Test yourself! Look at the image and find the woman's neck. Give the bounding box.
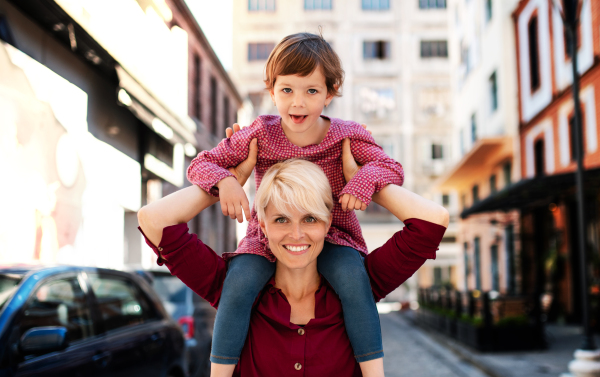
[273,261,321,302]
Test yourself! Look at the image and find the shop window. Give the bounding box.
[362,0,390,10]
[247,43,275,61]
[491,244,499,291]
[420,40,448,58]
[305,0,332,9]
[248,0,276,11]
[528,15,541,92]
[442,194,450,206]
[434,267,442,286]
[364,41,391,60]
[463,243,469,289]
[223,96,230,134]
[474,237,481,290]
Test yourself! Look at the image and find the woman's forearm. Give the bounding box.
[138,185,219,247]
[371,184,449,227]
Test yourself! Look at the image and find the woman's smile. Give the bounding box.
[283,244,311,254]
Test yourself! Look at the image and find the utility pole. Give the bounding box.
[559,0,600,375]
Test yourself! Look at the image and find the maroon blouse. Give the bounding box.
[139,218,445,377]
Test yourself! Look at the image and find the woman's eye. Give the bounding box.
[282,88,292,93]
[308,89,317,94]
[275,217,287,223]
[305,216,317,223]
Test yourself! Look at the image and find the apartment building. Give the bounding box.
[231,0,456,299]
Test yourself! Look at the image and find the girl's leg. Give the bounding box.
[317,242,383,363]
[210,254,275,365]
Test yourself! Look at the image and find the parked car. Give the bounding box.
[0,265,187,377]
[139,270,215,377]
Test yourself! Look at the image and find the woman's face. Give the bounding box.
[260,201,332,271]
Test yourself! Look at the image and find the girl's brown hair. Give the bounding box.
[264,32,344,97]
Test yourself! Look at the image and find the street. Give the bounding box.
[381,312,489,377]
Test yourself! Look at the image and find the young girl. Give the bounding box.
[187,32,403,376]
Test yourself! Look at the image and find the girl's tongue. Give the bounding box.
[290,115,307,124]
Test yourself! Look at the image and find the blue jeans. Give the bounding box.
[210,243,383,364]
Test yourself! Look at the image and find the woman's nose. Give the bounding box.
[289,223,304,239]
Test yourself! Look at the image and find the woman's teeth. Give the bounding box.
[285,245,309,252]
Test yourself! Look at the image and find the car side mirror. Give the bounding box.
[19,326,68,356]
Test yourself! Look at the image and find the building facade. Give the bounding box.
[435,0,522,295]
[0,0,240,268]
[231,0,456,300]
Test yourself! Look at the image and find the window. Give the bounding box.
[20,278,93,344]
[489,71,498,112]
[491,244,499,291]
[434,267,442,286]
[485,0,492,22]
[420,40,448,58]
[248,0,275,11]
[362,0,389,10]
[359,87,395,119]
[363,41,391,60]
[474,237,481,290]
[503,162,512,186]
[305,0,332,10]
[472,184,480,204]
[193,54,201,120]
[210,77,217,135]
[461,193,467,209]
[471,113,477,143]
[534,139,545,177]
[463,242,469,289]
[490,174,497,194]
[419,0,446,9]
[432,144,443,159]
[223,96,230,133]
[528,15,540,92]
[505,225,516,294]
[247,43,275,61]
[460,128,466,155]
[442,194,450,206]
[89,275,158,332]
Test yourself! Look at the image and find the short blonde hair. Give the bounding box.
[255,159,333,223]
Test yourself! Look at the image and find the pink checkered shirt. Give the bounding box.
[187,115,404,262]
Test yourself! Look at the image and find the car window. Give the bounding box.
[152,275,187,303]
[19,277,94,343]
[0,274,23,311]
[88,275,159,332]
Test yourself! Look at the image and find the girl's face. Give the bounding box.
[260,201,332,271]
[269,68,334,138]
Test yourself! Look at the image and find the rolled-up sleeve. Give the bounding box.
[364,218,446,302]
[138,224,227,308]
[339,127,404,205]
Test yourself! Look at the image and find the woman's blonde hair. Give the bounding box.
[255,159,333,223]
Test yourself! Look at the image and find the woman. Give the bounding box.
[137,139,448,377]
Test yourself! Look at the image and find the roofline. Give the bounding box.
[170,0,243,104]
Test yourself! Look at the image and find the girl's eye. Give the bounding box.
[308,89,317,94]
[282,88,292,94]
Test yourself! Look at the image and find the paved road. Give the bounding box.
[380,312,490,377]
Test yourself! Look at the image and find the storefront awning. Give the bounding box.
[461,167,600,218]
[435,137,513,192]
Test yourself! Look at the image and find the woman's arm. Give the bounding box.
[138,138,258,248]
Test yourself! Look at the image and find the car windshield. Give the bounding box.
[0,274,23,311]
[152,275,186,303]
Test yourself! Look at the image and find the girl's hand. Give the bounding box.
[339,138,367,211]
[225,123,242,138]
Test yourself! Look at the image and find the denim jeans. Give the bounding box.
[210,243,383,364]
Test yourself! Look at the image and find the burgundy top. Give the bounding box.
[140,218,445,377]
[186,115,404,261]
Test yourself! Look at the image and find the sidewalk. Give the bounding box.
[402,311,600,377]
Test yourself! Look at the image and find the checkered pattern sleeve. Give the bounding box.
[187,124,259,197]
[339,126,404,205]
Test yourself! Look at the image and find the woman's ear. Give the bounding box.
[259,219,267,236]
[325,215,333,234]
